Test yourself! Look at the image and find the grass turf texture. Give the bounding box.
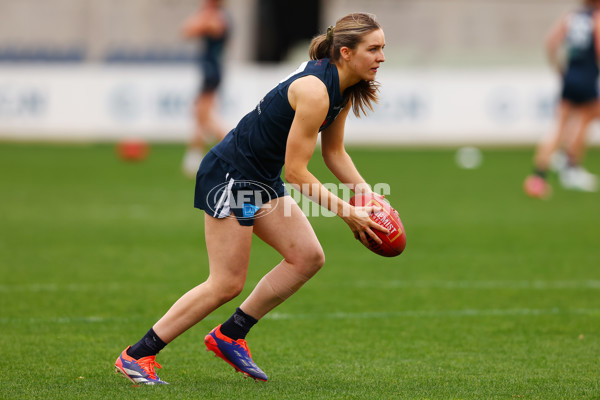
[0,143,599,399]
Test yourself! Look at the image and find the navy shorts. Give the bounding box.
[194,152,288,226]
[200,62,222,94]
[561,73,598,104]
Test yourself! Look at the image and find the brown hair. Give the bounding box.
[309,13,382,118]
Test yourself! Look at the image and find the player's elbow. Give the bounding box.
[322,149,346,171]
[181,29,195,39]
[181,23,200,39]
[284,167,305,186]
[321,152,336,170]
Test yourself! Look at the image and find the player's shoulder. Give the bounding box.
[291,74,328,92]
[283,59,336,110]
[293,60,335,94]
[288,75,329,110]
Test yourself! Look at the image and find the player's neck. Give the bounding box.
[334,62,361,93]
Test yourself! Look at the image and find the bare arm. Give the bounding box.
[284,76,388,245]
[594,10,600,60]
[545,14,568,74]
[320,102,372,194]
[181,9,226,39]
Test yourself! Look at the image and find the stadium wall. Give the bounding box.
[2,64,599,146]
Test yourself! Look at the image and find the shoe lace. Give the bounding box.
[234,339,252,358]
[136,356,162,380]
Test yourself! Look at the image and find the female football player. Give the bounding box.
[115,12,388,384]
[181,0,230,178]
[524,0,600,197]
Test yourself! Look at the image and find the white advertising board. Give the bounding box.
[0,64,596,145]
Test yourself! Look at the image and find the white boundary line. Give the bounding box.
[349,280,600,290]
[1,307,599,325]
[2,280,600,292]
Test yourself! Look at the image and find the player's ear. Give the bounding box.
[340,46,352,61]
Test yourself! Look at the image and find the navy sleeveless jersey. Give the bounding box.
[201,30,228,66]
[563,7,599,99]
[198,13,230,92]
[211,58,347,183]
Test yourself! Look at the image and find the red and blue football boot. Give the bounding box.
[114,346,168,385]
[204,325,268,381]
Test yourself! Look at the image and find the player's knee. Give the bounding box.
[314,249,326,269]
[296,247,325,276]
[219,286,244,303]
[197,112,210,125]
[211,278,245,303]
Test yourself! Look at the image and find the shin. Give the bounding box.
[240,259,320,320]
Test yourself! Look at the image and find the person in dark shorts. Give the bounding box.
[525,0,600,197]
[181,0,230,178]
[115,13,390,385]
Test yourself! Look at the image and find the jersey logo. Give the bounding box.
[321,103,345,129]
[243,203,260,217]
[567,13,593,49]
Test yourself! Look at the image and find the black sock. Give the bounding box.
[220,307,258,340]
[126,328,167,359]
[534,168,547,179]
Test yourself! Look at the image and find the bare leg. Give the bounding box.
[567,101,600,164]
[200,93,228,142]
[534,100,574,171]
[194,92,227,145]
[200,197,324,382]
[188,97,206,150]
[183,92,228,177]
[152,215,253,343]
[240,196,325,320]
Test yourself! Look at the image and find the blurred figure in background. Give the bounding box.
[524,0,600,198]
[181,0,230,178]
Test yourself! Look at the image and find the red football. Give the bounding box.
[349,193,406,257]
[116,138,150,162]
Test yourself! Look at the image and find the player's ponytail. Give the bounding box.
[308,13,382,118]
[308,30,332,60]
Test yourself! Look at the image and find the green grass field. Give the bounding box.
[1,143,599,399]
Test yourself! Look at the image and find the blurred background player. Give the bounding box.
[524,0,600,198]
[181,0,230,178]
[115,13,389,385]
